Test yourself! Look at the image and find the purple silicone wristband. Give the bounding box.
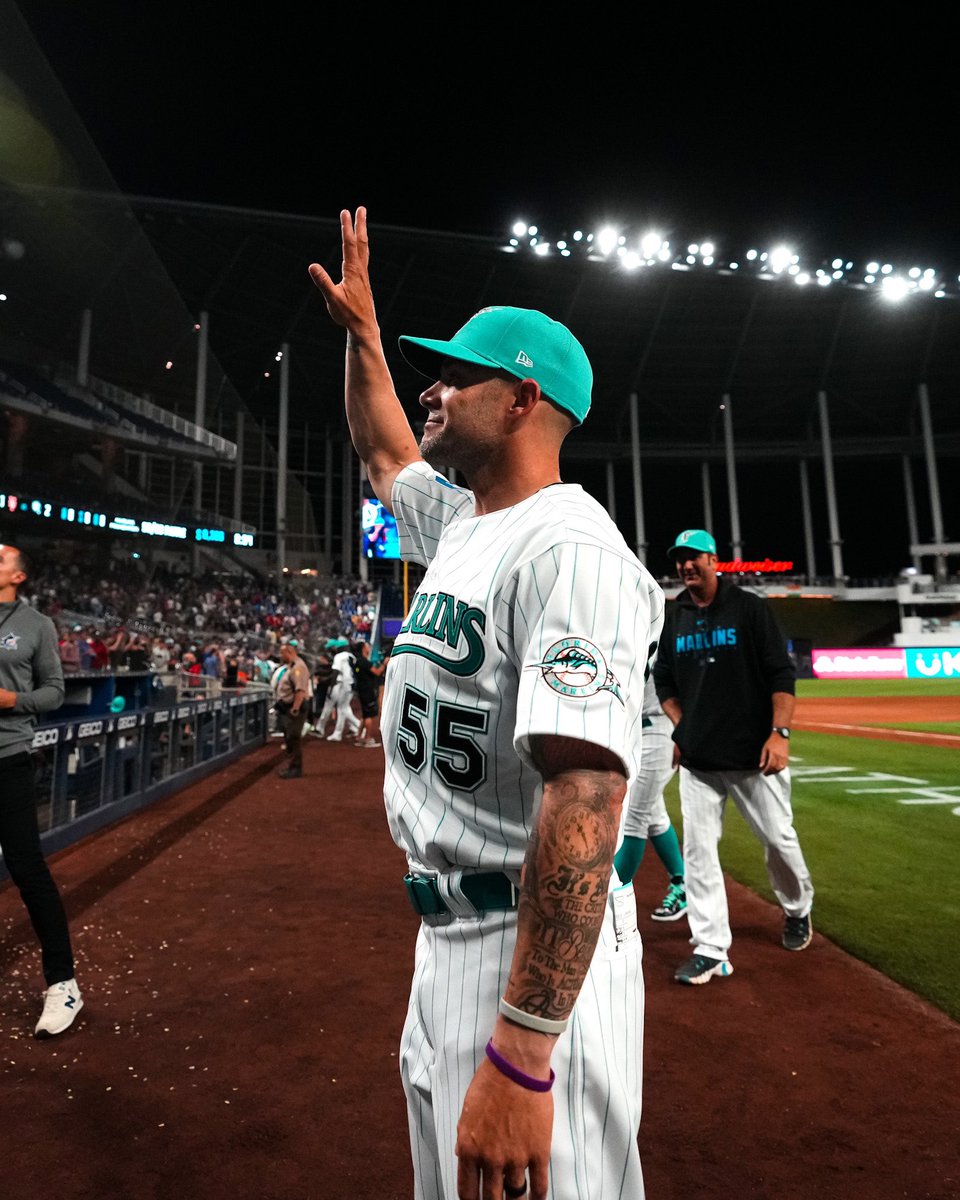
[484,1039,555,1093]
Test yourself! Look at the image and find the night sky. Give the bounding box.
[3,6,957,580]
[8,5,960,269]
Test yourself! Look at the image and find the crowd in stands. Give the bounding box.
[22,554,381,676]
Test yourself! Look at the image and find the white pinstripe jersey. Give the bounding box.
[382,460,665,876]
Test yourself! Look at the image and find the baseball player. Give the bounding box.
[309,208,664,1200]
[653,528,815,986]
[613,674,687,921]
[323,640,361,742]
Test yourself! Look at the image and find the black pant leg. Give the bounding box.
[0,752,76,986]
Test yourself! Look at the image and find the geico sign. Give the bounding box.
[117,714,139,730]
[77,721,104,738]
[32,728,60,747]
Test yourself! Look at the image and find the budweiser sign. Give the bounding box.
[716,559,794,573]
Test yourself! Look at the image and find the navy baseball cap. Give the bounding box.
[667,529,718,559]
[398,306,593,425]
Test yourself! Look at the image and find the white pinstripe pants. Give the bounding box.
[399,889,645,1200]
[679,765,814,960]
[321,682,360,737]
[623,715,675,840]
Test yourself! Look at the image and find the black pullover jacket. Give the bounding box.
[653,578,795,771]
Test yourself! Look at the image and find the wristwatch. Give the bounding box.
[771,726,791,739]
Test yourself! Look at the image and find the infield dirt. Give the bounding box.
[1,706,958,1199]
[795,692,960,747]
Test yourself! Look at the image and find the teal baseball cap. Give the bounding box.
[668,528,717,559]
[398,305,593,425]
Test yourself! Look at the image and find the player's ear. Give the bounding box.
[508,377,541,419]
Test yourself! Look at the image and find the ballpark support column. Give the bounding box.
[233,410,244,529]
[629,392,647,564]
[917,383,947,583]
[77,308,92,386]
[324,434,334,566]
[721,394,742,561]
[701,462,714,534]
[799,459,817,582]
[193,310,209,575]
[277,344,290,574]
[902,455,921,573]
[606,462,617,524]
[817,390,844,582]
[358,464,369,585]
[341,441,354,577]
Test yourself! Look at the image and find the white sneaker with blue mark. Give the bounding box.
[35,978,84,1039]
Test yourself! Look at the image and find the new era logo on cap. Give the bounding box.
[516,351,533,367]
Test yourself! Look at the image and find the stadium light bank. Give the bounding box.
[504,222,957,302]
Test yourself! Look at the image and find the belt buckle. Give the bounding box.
[403,872,446,916]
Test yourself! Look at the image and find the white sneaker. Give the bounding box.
[35,978,84,1039]
[326,732,342,742]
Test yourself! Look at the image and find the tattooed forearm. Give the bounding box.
[507,769,625,1022]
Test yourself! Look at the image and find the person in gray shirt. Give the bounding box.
[0,542,83,1037]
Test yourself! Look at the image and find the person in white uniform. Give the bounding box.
[613,674,687,922]
[323,641,362,742]
[309,208,665,1200]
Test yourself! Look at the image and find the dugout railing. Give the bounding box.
[0,683,272,882]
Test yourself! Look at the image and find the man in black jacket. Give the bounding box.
[654,529,815,986]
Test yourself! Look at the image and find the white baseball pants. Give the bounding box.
[322,683,360,738]
[399,888,645,1200]
[679,765,814,960]
[623,715,675,840]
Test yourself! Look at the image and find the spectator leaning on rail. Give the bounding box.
[0,542,84,1037]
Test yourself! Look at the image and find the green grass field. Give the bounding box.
[665,678,960,1022]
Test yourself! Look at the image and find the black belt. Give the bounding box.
[403,871,518,916]
[642,716,653,728]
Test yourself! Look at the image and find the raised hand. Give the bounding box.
[308,207,376,335]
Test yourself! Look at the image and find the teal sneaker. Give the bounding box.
[674,954,734,985]
[651,881,687,922]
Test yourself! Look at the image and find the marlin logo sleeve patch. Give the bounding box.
[527,637,624,703]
